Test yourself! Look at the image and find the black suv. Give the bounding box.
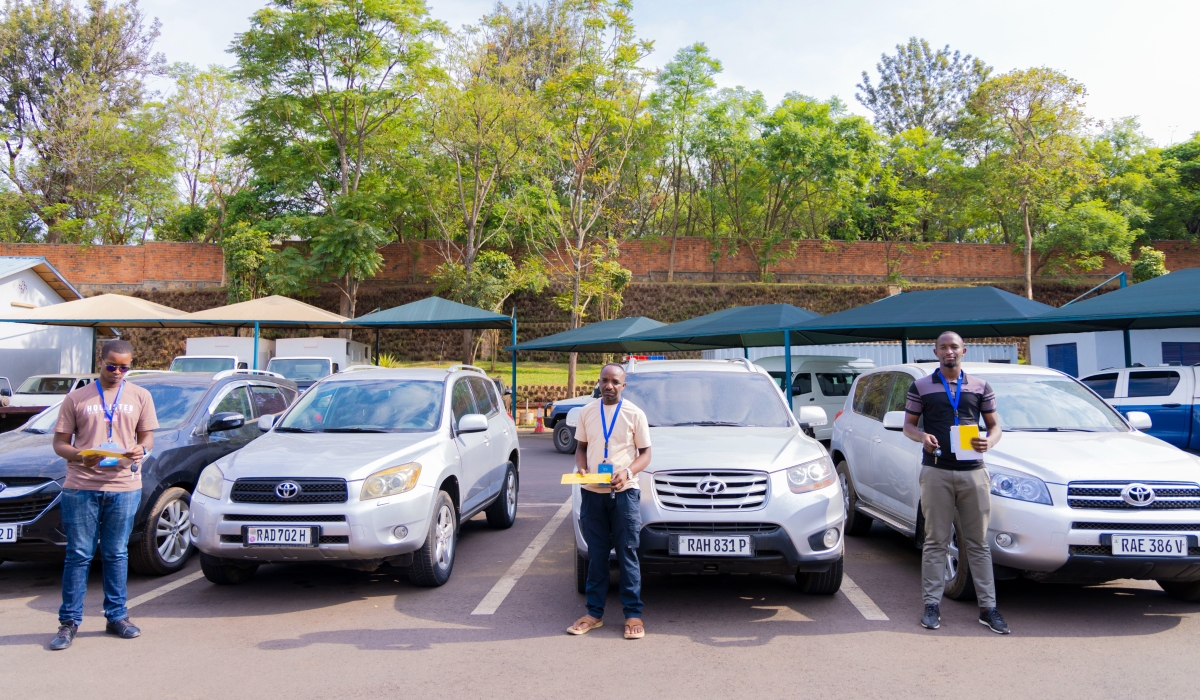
[0,370,297,575]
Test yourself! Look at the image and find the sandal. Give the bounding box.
[567,616,603,635]
[624,618,645,639]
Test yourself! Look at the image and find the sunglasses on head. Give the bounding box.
[105,364,131,373]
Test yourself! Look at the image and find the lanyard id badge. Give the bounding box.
[598,399,623,494]
[96,381,126,468]
[938,370,979,461]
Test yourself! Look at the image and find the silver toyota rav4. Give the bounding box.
[567,359,845,594]
[191,365,520,587]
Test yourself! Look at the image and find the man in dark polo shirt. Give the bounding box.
[903,331,1009,634]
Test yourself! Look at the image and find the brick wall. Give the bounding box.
[0,242,224,292]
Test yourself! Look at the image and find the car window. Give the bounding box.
[170,357,238,373]
[213,386,252,417]
[451,380,478,423]
[816,372,857,397]
[266,358,331,382]
[139,383,209,430]
[621,371,791,428]
[861,372,895,421]
[1127,370,1180,398]
[468,377,498,416]
[887,373,914,413]
[278,380,444,432]
[75,378,92,388]
[852,374,875,414]
[792,373,812,395]
[22,404,62,433]
[250,385,289,416]
[980,373,1128,432]
[1081,373,1119,399]
[17,376,74,394]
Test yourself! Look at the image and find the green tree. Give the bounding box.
[1131,245,1168,283]
[1145,133,1200,240]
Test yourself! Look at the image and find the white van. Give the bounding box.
[170,337,275,372]
[753,355,874,442]
[268,337,372,390]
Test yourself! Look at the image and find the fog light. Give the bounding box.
[393,526,408,539]
[996,533,1014,548]
[191,525,200,537]
[822,528,839,549]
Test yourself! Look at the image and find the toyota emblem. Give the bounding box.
[697,479,727,495]
[275,481,300,500]
[1121,483,1155,507]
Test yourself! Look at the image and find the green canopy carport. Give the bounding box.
[507,316,681,353]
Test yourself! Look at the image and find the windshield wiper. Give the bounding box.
[1005,427,1096,432]
[274,426,318,433]
[23,428,49,434]
[663,421,746,427]
[322,427,389,433]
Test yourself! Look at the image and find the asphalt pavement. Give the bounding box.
[1,432,1197,699]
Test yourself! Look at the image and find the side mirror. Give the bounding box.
[565,406,582,429]
[237,362,248,370]
[0,388,9,397]
[1126,411,1152,431]
[458,413,488,434]
[791,386,805,396]
[797,405,828,428]
[258,414,276,432]
[332,363,340,373]
[882,410,906,431]
[208,411,245,433]
[591,386,600,399]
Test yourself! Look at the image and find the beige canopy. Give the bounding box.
[0,293,190,333]
[177,295,348,329]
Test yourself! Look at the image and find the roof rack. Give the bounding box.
[213,369,285,381]
[446,364,488,376]
[727,357,755,372]
[340,364,382,373]
[125,370,174,377]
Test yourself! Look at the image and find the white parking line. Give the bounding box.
[471,499,572,615]
[126,570,206,610]
[839,574,889,620]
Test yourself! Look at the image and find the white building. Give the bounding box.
[1030,328,1200,377]
[0,257,92,389]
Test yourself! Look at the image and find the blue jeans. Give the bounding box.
[59,488,141,626]
[580,488,643,620]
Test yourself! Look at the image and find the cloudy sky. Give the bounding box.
[140,0,1200,145]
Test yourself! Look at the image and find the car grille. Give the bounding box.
[1072,522,1200,531]
[653,470,769,511]
[0,488,59,523]
[224,514,346,522]
[230,478,348,504]
[1070,544,1200,556]
[645,522,779,535]
[220,534,348,545]
[0,477,53,488]
[1067,482,1200,510]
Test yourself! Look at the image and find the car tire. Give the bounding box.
[575,547,588,595]
[199,554,258,585]
[796,555,844,595]
[129,486,195,576]
[942,520,977,601]
[408,491,457,587]
[553,423,577,454]
[485,464,518,529]
[837,460,873,536]
[1157,579,1200,601]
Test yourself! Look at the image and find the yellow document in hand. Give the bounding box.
[77,448,127,459]
[952,425,981,460]
[561,473,612,485]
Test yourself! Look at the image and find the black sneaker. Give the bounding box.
[49,623,77,651]
[105,618,141,639]
[979,607,1011,635]
[920,603,940,630]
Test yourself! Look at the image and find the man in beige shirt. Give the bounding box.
[567,364,652,639]
[49,339,157,651]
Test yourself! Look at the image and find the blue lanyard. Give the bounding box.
[97,381,125,441]
[599,399,623,460]
[937,370,963,426]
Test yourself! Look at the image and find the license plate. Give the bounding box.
[672,534,754,557]
[1110,534,1189,557]
[242,526,318,547]
[0,524,18,543]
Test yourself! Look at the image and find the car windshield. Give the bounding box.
[979,373,1129,432]
[22,403,62,433]
[139,383,210,430]
[278,379,444,433]
[17,376,75,394]
[622,371,792,428]
[267,359,331,382]
[816,372,857,397]
[170,357,235,373]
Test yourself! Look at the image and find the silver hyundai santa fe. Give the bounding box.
[568,359,845,594]
[190,365,520,587]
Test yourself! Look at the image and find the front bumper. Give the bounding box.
[191,482,436,565]
[0,483,67,562]
[573,469,845,575]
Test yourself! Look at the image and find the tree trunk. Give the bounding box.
[339,273,356,340]
[668,232,678,282]
[566,269,582,396]
[1022,200,1033,300]
[461,329,475,365]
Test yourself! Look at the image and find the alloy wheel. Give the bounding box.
[156,497,193,564]
[433,504,455,570]
[504,472,517,518]
[945,523,960,582]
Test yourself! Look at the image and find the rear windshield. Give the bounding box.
[278,379,444,433]
[17,376,74,394]
[170,357,236,373]
[267,359,332,382]
[622,371,792,428]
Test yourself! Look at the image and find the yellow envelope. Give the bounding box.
[78,448,127,459]
[561,473,612,485]
[952,425,981,459]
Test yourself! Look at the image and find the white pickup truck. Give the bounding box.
[1081,366,1200,451]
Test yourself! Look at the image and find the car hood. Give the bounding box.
[986,431,1200,484]
[6,395,61,407]
[216,430,443,481]
[643,427,822,473]
[0,431,65,479]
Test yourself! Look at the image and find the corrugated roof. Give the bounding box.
[1037,268,1200,330]
[348,296,512,329]
[0,256,82,301]
[624,304,825,349]
[509,316,680,352]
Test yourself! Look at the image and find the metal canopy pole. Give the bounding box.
[784,330,792,410]
[253,321,260,370]
[1123,328,1133,368]
[901,330,909,364]
[510,314,518,416]
[375,328,380,363]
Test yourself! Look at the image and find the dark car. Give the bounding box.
[0,370,298,576]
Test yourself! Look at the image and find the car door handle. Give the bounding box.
[873,437,882,443]
[1163,403,1182,408]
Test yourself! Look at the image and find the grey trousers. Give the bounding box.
[919,466,997,608]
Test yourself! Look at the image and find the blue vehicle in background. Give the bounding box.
[1082,366,1200,451]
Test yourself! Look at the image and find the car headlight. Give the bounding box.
[196,464,224,499]
[361,462,422,500]
[989,468,1052,505]
[786,456,836,494]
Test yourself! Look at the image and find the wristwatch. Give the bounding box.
[624,467,633,482]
